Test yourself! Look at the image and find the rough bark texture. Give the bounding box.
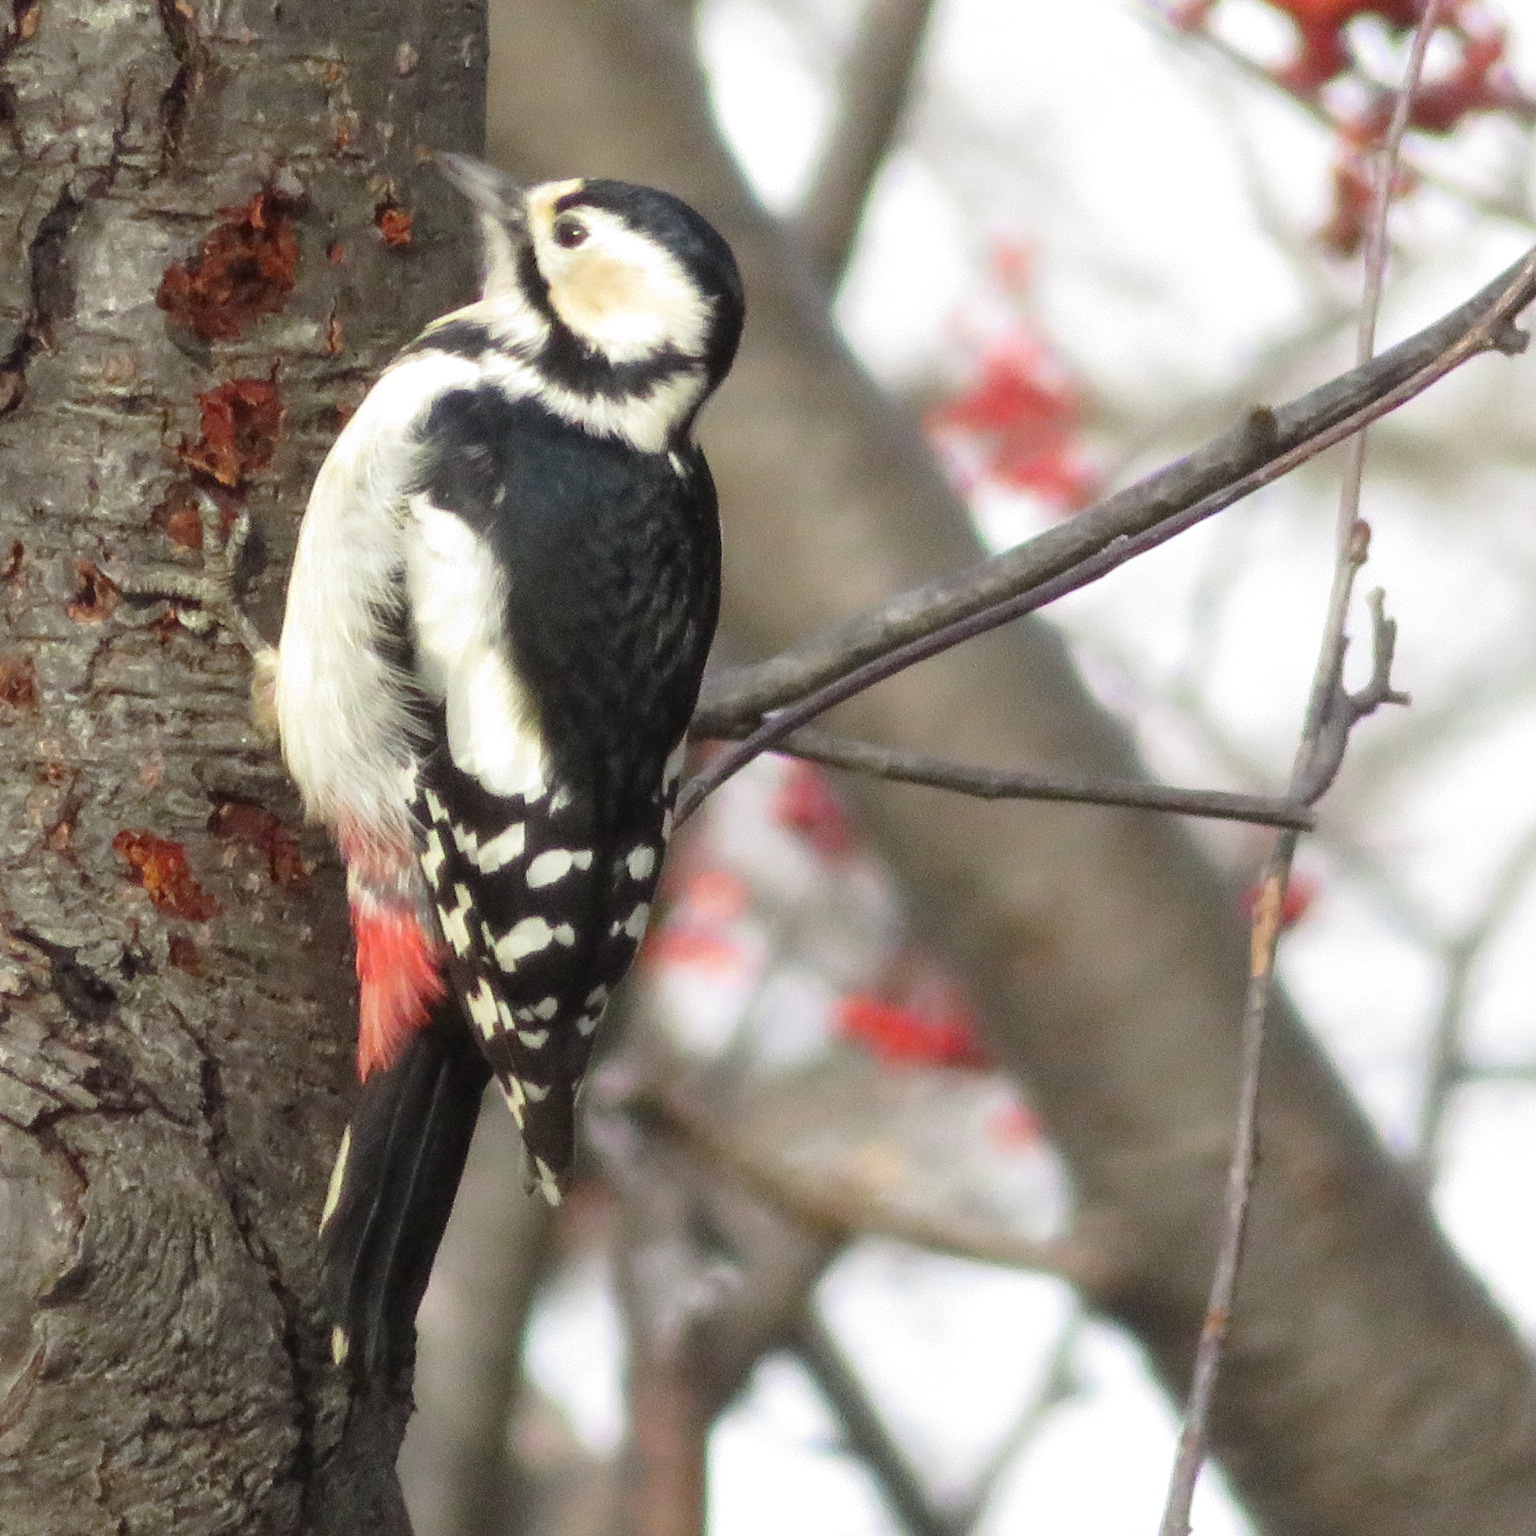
[486,3,1536,1533]
[0,2,482,1530]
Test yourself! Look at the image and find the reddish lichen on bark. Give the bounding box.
[112,829,221,921]
[64,561,119,622]
[156,189,301,344]
[374,202,413,247]
[179,378,286,487]
[167,933,203,972]
[0,654,38,708]
[209,797,309,892]
[150,480,205,549]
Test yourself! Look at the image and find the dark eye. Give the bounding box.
[552,215,588,249]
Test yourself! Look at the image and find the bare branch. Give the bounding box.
[683,241,1536,820]
[797,0,937,284]
[708,724,1315,829]
[1157,10,1446,1533]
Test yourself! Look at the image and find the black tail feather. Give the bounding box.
[319,1001,491,1384]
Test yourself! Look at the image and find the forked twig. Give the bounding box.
[1156,10,1442,1533]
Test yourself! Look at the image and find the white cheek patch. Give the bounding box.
[541,207,712,363]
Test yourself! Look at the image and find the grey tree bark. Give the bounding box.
[0,2,482,1530]
[485,3,1536,1534]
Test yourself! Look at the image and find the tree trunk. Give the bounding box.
[486,3,1536,1533]
[0,2,483,1529]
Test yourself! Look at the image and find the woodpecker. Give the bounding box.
[275,155,743,1378]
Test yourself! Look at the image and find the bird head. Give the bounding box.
[435,153,744,392]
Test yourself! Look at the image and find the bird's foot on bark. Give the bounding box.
[119,490,280,740]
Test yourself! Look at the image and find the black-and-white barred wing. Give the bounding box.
[411,748,681,1196]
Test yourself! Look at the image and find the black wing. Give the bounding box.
[410,384,720,1192]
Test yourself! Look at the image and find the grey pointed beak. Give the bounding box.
[434,152,527,227]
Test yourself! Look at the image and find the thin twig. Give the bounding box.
[1156,10,1442,1534]
[947,1309,1084,1533]
[682,242,1536,823]
[1412,818,1536,1180]
[792,1314,960,1536]
[704,724,1315,830]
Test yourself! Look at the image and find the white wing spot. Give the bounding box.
[534,1157,563,1205]
[585,985,609,1010]
[525,1081,550,1103]
[554,923,576,946]
[577,1012,599,1037]
[501,1076,526,1127]
[532,996,559,1020]
[611,902,650,941]
[493,916,555,968]
[331,1326,351,1366]
[438,884,475,956]
[472,821,526,873]
[466,978,500,1038]
[421,830,447,887]
[527,849,576,887]
[626,845,656,881]
[663,740,687,789]
[662,807,675,840]
[550,786,572,813]
[423,789,447,822]
[516,1027,550,1049]
[668,450,685,475]
[319,1126,351,1231]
